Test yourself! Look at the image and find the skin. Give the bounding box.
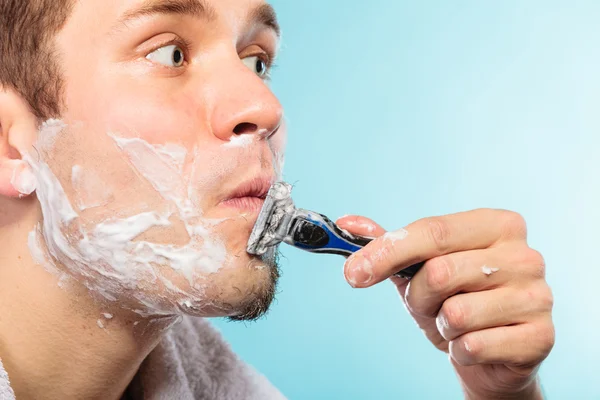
[338,211,554,400]
[0,0,283,398]
[0,1,554,400]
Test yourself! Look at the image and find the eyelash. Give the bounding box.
[263,61,277,82]
[259,49,276,71]
[147,37,276,79]
[262,51,277,81]
[149,37,193,66]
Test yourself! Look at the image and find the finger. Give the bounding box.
[336,215,386,238]
[390,276,450,353]
[449,320,555,369]
[435,285,554,341]
[404,245,545,317]
[344,209,528,288]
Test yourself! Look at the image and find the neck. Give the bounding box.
[0,198,175,400]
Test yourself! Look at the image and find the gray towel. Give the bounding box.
[0,317,285,400]
[0,358,15,400]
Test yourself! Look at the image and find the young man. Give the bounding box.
[0,1,554,399]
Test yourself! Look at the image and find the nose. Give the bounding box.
[210,63,283,142]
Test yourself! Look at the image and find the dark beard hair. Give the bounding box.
[226,250,281,322]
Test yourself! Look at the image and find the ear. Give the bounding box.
[0,88,39,198]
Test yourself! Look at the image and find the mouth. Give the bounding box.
[220,175,275,213]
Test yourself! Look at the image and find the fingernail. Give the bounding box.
[345,254,374,287]
[336,216,352,225]
[436,313,450,336]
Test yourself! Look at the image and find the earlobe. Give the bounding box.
[0,158,36,198]
[0,88,39,198]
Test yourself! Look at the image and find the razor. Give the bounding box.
[247,182,424,279]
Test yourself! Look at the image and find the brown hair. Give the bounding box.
[0,0,73,119]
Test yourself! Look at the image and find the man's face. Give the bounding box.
[31,0,286,320]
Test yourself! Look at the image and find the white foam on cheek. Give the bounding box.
[224,134,255,148]
[57,274,70,289]
[71,165,114,210]
[36,119,67,149]
[109,135,228,277]
[25,120,231,317]
[154,143,187,173]
[110,135,194,216]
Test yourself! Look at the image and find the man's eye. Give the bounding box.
[146,44,185,67]
[242,56,269,78]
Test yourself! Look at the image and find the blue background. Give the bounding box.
[215,1,599,398]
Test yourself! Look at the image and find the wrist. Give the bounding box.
[463,377,544,400]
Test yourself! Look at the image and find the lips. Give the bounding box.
[220,176,275,212]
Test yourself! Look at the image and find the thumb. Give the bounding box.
[336,215,386,238]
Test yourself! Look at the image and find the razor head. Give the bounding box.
[247,182,296,256]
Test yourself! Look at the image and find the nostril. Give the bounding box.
[233,122,258,135]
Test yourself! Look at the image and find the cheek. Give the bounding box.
[104,96,197,144]
[43,124,166,221]
[69,79,207,147]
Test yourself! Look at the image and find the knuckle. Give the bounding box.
[537,285,554,310]
[424,257,453,295]
[441,298,467,332]
[500,210,528,240]
[424,217,452,252]
[511,352,531,367]
[523,248,546,278]
[460,332,483,362]
[502,369,537,387]
[513,323,555,367]
[535,322,556,355]
[370,242,393,265]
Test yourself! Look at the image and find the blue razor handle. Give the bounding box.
[285,210,424,279]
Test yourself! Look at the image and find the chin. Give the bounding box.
[194,212,281,321]
[178,247,281,322]
[125,214,281,320]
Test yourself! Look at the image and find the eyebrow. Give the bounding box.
[249,4,280,37]
[119,0,216,23]
[118,0,280,37]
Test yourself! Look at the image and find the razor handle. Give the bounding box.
[287,211,425,279]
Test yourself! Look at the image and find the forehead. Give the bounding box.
[70,0,271,33]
